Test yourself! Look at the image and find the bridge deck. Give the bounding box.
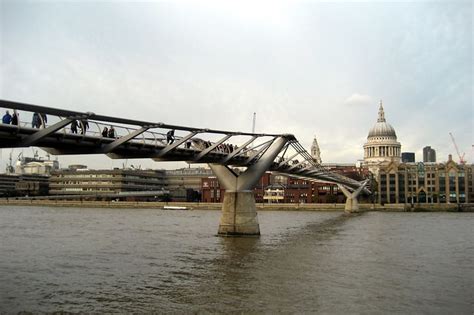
[0,99,368,191]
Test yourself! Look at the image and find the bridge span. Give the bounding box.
[0,99,369,235]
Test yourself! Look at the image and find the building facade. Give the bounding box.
[377,156,473,204]
[50,168,166,200]
[423,146,436,163]
[401,152,415,163]
[200,169,366,204]
[0,174,49,197]
[164,167,213,201]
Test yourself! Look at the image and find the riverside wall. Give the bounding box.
[0,199,472,212]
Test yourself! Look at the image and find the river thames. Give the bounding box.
[0,206,472,314]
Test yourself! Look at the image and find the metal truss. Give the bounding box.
[0,99,369,191]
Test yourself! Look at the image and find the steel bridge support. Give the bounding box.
[209,137,289,236]
[337,179,369,213]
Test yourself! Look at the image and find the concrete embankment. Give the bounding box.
[0,199,472,212]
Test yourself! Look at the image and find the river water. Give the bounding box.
[0,206,472,314]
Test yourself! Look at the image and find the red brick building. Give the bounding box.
[201,176,225,203]
[201,173,272,203]
[200,165,368,203]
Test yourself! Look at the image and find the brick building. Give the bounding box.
[201,167,366,203]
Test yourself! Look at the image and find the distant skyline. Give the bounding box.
[0,1,472,170]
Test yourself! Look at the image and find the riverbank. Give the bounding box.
[0,199,472,212]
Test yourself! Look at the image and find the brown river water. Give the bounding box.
[0,206,472,314]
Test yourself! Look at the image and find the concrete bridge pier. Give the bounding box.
[337,180,369,213]
[209,137,289,236]
[216,189,260,235]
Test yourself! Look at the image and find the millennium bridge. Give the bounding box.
[0,99,368,235]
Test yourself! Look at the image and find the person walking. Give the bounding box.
[166,129,175,144]
[70,120,78,134]
[80,119,89,134]
[40,113,47,128]
[102,126,108,137]
[2,110,12,124]
[32,112,40,128]
[108,126,115,138]
[11,110,18,125]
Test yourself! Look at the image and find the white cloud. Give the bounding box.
[344,94,373,107]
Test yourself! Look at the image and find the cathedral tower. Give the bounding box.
[311,136,322,164]
[363,101,401,174]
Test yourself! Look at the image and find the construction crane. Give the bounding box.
[449,132,466,164]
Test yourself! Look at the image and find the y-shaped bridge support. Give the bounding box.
[209,137,289,236]
[337,179,369,213]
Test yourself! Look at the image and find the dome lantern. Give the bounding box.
[368,100,397,138]
[377,100,385,122]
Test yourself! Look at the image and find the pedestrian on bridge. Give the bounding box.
[40,113,47,128]
[70,120,78,134]
[11,110,18,125]
[2,110,12,124]
[166,129,175,144]
[102,126,108,137]
[80,119,89,134]
[32,112,41,128]
[108,126,115,138]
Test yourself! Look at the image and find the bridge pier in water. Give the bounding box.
[337,179,369,213]
[209,137,289,236]
[218,190,260,235]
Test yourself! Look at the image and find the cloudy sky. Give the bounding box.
[0,0,472,170]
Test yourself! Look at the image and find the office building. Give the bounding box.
[423,146,436,162]
[401,152,415,163]
[49,168,167,200]
[376,155,472,204]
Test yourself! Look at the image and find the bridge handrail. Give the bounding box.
[0,99,368,192]
[0,99,287,138]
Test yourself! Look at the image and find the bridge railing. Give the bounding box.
[0,100,285,161]
[0,99,369,191]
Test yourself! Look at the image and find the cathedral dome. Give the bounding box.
[367,102,397,138]
[368,121,397,138]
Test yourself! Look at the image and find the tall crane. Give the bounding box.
[449,132,466,164]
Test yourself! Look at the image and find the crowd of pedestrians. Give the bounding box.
[99,126,116,138]
[70,119,89,134]
[1,110,50,128]
[186,137,238,154]
[2,113,244,158]
[0,108,129,142]
[2,110,20,126]
[69,120,116,138]
[216,143,237,153]
[106,126,115,138]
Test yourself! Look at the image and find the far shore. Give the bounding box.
[0,199,472,212]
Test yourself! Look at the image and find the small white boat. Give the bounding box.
[163,206,188,210]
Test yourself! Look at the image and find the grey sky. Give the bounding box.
[0,1,472,170]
